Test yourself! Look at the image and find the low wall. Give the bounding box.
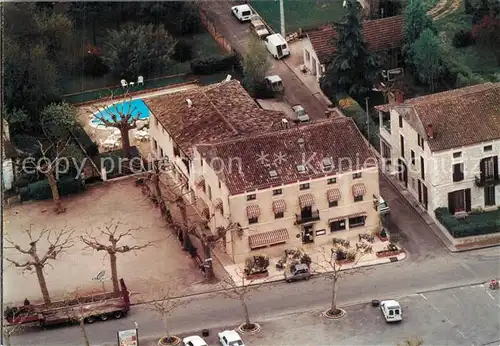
[198,7,233,53]
[434,219,500,247]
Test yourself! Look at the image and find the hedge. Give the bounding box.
[434,207,500,238]
[20,176,86,202]
[190,54,239,75]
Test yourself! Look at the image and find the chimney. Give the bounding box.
[186,99,193,108]
[395,91,404,104]
[281,118,289,129]
[325,110,331,118]
[298,138,305,150]
[426,123,434,139]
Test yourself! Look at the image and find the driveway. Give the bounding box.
[200,1,329,120]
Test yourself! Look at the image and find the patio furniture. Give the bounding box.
[135,130,150,141]
[102,138,118,150]
[121,79,128,88]
[137,76,144,86]
[129,82,135,87]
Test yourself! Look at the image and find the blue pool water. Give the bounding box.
[92,99,150,125]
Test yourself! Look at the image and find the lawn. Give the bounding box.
[250,0,345,33]
[61,32,226,95]
[435,3,500,83]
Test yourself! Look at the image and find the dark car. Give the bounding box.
[284,263,311,283]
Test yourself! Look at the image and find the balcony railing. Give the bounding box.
[475,175,500,187]
[295,209,320,224]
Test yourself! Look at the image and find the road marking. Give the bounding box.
[486,290,496,301]
[420,293,428,300]
[452,292,465,308]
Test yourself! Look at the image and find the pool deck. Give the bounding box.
[78,82,200,155]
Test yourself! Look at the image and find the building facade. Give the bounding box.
[194,118,381,263]
[377,83,500,220]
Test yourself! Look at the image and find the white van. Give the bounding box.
[265,34,290,59]
[231,4,253,22]
[380,300,402,322]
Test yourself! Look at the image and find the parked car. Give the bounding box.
[183,335,208,346]
[231,4,252,22]
[264,33,290,59]
[284,263,311,282]
[265,75,284,93]
[250,15,270,38]
[218,330,245,346]
[291,105,310,123]
[380,300,402,322]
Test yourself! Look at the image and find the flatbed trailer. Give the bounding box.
[5,278,130,327]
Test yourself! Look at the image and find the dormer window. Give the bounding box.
[296,164,306,173]
[322,157,332,171]
[269,169,278,178]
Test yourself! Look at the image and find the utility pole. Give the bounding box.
[279,0,285,38]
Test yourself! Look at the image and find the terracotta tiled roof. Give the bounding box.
[379,83,500,152]
[144,80,285,158]
[196,118,377,195]
[307,15,404,64]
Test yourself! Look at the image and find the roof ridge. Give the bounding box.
[408,83,497,104]
[202,86,240,136]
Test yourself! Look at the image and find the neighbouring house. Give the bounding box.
[145,80,286,209]
[302,15,404,81]
[376,83,500,221]
[2,119,18,191]
[192,118,380,263]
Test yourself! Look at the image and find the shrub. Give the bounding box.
[434,207,500,238]
[83,53,109,77]
[190,55,239,75]
[252,81,275,99]
[172,40,193,62]
[452,30,476,48]
[335,248,347,261]
[21,176,85,202]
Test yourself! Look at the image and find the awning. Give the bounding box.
[248,228,289,249]
[348,212,367,219]
[299,193,315,208]
[352,183,367,197]
[328,216,347,223]
[195,175,205,188]
[326,188,341,202]
[272,199,287,213]
[246,204,261,218]
[213,198,223,211]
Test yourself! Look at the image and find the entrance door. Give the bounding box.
[301,206,312,219]
[277,45,283,57]
[302,225,314,244]
[417,180,422,203]
[311,57,317,75]
[398,161,408,188]
[422,184,428,210]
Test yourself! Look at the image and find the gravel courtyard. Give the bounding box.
[3,179,205,305]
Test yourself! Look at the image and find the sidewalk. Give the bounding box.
[223,237,406,287]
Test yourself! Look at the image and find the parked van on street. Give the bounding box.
[231,4,253,22]
[265,33,290,59]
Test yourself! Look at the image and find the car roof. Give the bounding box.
[233,4,251,11]
[292,105,304,111]
[265,75,282,83]
[382,300,400,308]
[182,336,207,346]
[293,263,309,270]
[220,330,241,341]
[267,33,286,44]
[252,19,265,25]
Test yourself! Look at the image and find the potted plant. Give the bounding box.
[378,228,389,242]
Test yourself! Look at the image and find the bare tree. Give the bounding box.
[397,337,424,346]
[2,313,26,346]
[144,286,186,345]
[218,268,265,331]
[80,221,156,294]
[91,94,142,158]
[4,226,75,305]
[315,243,370,318]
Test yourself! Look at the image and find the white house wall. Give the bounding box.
[302,38,324,81]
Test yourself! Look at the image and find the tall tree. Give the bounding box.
[402,0,435,56]
[473,14,500,64]
[242,36,271,96]
[409,29,446,92]
[4,226,75,305]
[40,102,79,142]
[320,0,381,98]
[80,221,155,294]
[101,24,176,78]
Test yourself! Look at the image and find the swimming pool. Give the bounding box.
[92,99,150,126]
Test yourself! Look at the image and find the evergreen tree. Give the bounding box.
[320,0,381,98]
[402,0,435,56]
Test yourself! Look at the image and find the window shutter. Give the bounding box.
[465,189,471,212]
[480,158,486,179]
[448,192,454,213]
[493,156,499,177]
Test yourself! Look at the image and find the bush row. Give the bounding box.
[434,207,500,238]
[20,176,86,202]
[190,55,239,75]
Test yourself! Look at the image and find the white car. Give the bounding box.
[250,16,270,38]
[291,105,310,123]
[380,299,402,322]
[218,330,245,346]
[231,4,252,22]
[183,335,208,346]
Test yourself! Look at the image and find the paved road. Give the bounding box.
[200,1,329,119]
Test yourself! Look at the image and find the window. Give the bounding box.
[207,185,212,200]
[354,195,363,202]
[328,200,338,208]
[299,183,310,190]
[153,139,158,150]
[173,145,180,157]
[274,211,284,219]
[218,180,221,189]
[305,50,311,62]
[327,178,337,184]
[160,147,164,157]
[273,188,283,195]
[453,152,462,158]
[155,117,159,127]
[348,215,366,228]
[201,160,203,167]
[452,163,464,182]
[220,205,224,215]
[484,145,493,152]
[248,216,258,224]
[417,134,424,149]
[352,172,362,179]
[246,194,256,201]
[485,185,496,206]
[448,189,471,214]
[411,150,415,166]
[400,135,405,158]
[412,178,416,189]
[420,157,425,180]
[330,219,346,232]
[399,115,403,128]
